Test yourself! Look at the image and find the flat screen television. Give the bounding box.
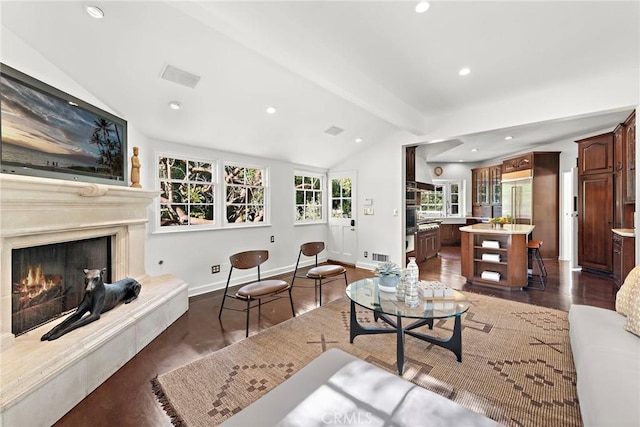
[1,63,127,185]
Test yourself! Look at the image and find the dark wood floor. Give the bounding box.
[55,246,617,427]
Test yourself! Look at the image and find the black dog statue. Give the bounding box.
[41,268,141,341]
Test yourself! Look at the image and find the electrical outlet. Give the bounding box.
[270,235,275,243]
[364,251,368,258]
[211,264,220,274]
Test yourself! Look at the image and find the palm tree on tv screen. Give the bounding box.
[90,118,122,176]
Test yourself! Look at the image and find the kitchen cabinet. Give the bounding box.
[440,224,461,245]
[471,164,501,218]
[624,111,635,204]
[612,231,635,289]
[578,172,614,273]
[501,154,532,173]
[416,228,440,262]
[577,133,614,175]
[460,224,531,289]
[406,146,416,182]
[577,112,636,275]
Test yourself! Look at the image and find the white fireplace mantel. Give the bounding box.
[0,174,189,426]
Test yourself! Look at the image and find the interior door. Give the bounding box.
[328,172,357,265]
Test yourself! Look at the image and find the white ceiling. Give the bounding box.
[1,1,638,168]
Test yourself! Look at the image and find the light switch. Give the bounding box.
[393,208,398,216]
[364,207,374,215]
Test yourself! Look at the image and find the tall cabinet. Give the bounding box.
[577,111,635,276]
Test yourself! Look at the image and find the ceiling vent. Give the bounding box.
[160,65,201,89]
[324,126,344,136]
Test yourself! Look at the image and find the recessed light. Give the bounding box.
[415,2,430,13]
[86,6,104,19]
[459,67,471,76]
[266,106,277,114]
[458,160,464,162]
[168,101,182,110]
[471,148,479,152]
[355,137,363,143]
[505,136,513,140]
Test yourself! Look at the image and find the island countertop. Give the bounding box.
[459,223,535,235]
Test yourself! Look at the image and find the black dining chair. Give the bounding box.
[291,242,348,306]
[218,250,295,337]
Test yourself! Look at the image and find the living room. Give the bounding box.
[1,1,639,426]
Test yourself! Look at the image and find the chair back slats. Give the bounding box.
[300,242,325,257]
[229,250,269,270]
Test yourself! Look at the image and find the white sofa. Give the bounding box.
[221,348,500,426]
[568,304,640,426]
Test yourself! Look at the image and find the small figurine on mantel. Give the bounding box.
[130,146,141,188]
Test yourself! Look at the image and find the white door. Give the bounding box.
[328,172,357,264]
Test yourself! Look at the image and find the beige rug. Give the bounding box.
[152,293,581,427]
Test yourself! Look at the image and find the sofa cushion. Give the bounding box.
[616,264,640,316]
[569,304,640,427]
[624,284,640,337]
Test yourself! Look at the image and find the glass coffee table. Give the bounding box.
[346,278,470,374]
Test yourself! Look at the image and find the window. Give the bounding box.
[331,177,352,218]
[158,156,215,228]
[419,180,463,218]
[224,163,267,224]
[294,172,325,223]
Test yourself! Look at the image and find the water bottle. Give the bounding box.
[405,257,419,307]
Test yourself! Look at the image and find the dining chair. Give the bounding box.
[218,250,295,337]
[291,242,347,306]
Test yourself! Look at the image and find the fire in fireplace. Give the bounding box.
[12,236,112,336]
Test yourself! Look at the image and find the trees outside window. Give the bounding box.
[295,172,324,223]
[158,156,215,227]
[225,163,267,224]
[420,180,463,218]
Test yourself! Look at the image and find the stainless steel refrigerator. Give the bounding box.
[501,173,533,224]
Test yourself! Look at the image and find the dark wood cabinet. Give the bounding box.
[502,154,532,174]
[624,111,635,204]
[578,172,614,272]
[440,224,461,245]
[406,146,416,182]
[471,164,501,218]
[416,229,440,262]
[612,233,635,289]
[578,133,614,175]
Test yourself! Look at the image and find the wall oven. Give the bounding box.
[406,206,417,234]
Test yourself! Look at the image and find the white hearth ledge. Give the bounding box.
[0,274,188,427]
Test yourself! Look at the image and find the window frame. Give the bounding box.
[223,161,269,227]
[294,170,326,225]
[155,153,217,233]
[419,179,465,218]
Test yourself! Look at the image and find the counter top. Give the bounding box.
[612,228,635,238]
[459,223,535,235]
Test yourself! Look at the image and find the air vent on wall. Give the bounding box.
[372,253,390,262]
[160,65,201,89]
[324,126,344,136]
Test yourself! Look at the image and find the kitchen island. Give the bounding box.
[460,223,534,290]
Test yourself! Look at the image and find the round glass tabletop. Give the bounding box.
[346,277,470,320]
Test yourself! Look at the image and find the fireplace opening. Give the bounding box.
[11,236,112,336]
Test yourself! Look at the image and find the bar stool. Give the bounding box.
[527,240,547,290]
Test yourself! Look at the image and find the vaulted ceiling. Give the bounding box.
[2,1,638,168]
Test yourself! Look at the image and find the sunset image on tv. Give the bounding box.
[0,72,125,180]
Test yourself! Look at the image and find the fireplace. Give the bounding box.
[1,174,189,427]
[12,236,112,336]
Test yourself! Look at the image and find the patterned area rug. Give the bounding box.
[152,293,581,427]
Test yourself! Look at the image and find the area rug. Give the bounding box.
[152,293,581,427]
